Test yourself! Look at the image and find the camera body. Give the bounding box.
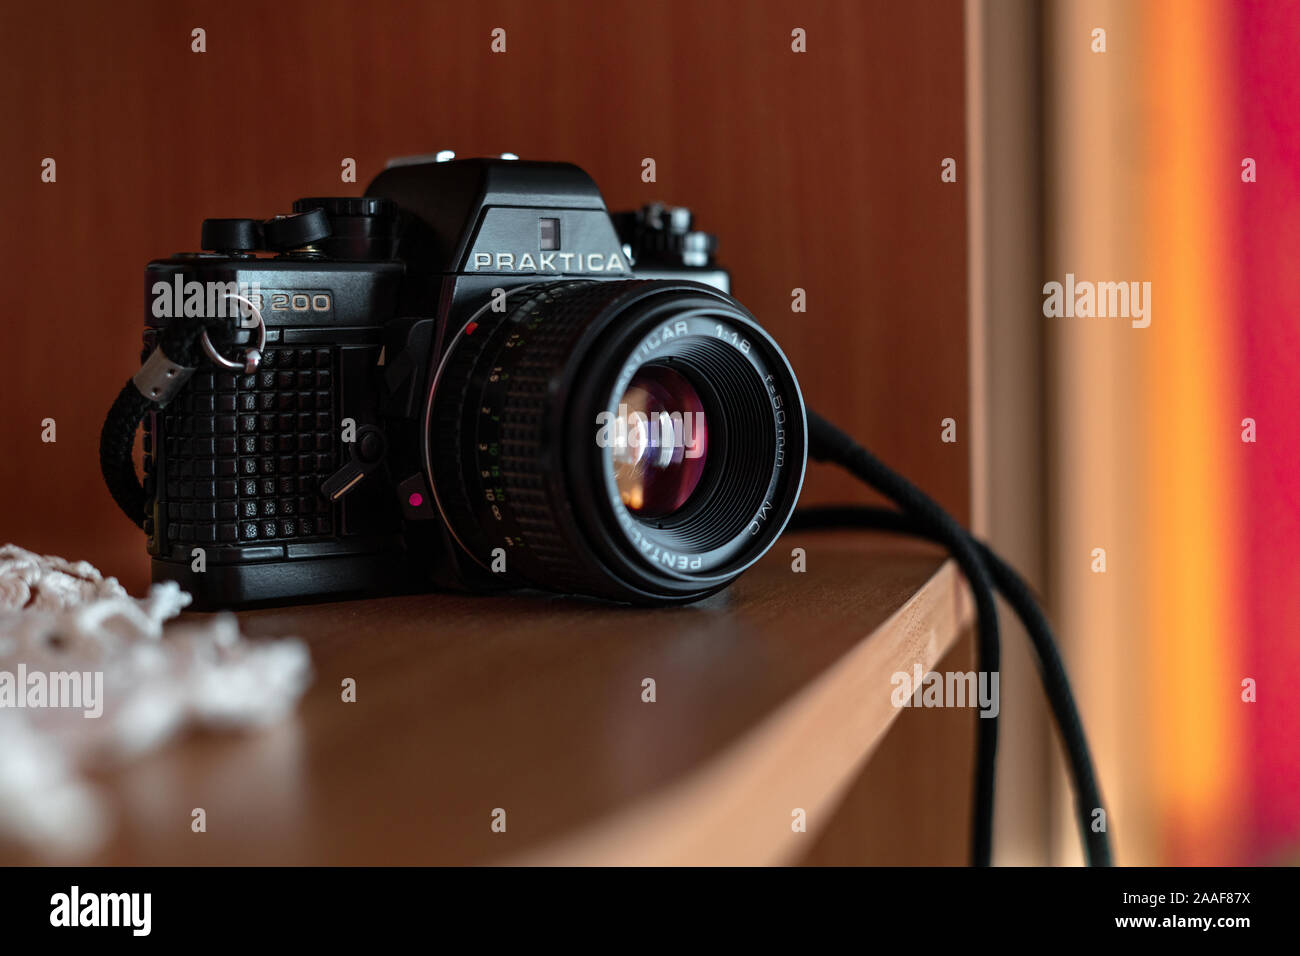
[142,158,805,608]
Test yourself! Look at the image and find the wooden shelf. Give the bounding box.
[54,532,972,865]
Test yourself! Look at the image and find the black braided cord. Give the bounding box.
[805,410,1001,866]
[99,387,154,528]
[99,313,235,529]
[792,429,1112,866]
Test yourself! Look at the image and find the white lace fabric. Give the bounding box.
[0,545,311,857]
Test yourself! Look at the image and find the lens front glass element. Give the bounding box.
[612,365,708,518]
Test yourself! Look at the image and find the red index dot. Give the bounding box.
[464,321,478,336]
[408,492,423,507]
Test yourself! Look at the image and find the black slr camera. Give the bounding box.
[136,157,807,607]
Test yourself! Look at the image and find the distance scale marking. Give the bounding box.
[423,283,561,573]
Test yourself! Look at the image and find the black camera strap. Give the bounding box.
[99,308,256,529]
[794,411,1112,866]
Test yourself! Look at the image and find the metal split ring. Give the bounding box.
[201,294,266,374]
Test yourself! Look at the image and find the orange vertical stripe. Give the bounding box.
[1141,0,1242,864]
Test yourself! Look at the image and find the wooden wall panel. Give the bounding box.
[0,0,970,863]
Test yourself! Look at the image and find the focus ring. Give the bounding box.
[494,283,615,592]
[437,280,651,596]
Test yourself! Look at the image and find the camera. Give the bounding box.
[138,157,807,607]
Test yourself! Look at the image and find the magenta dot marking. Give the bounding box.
[408,492,423,508]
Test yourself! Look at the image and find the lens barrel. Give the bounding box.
[425,279,806,603]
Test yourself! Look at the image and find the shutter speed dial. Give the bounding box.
[293,197,398,260]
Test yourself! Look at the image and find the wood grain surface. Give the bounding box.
[5,532,973,865]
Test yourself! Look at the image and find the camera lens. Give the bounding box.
[612,365,708,518]
[426,279,806,604]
